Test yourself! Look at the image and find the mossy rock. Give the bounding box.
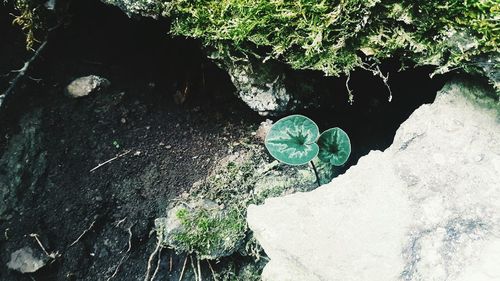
[155,200,246,259]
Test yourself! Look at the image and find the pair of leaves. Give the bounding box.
[265,115,351,166]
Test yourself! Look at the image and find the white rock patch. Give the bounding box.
[247,80,500,281]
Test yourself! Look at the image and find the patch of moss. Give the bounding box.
[172,205,247,259]
[167,0,498,84]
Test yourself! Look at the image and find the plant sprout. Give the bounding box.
[265,114,351,186]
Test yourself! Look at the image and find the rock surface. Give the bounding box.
[208,50,293,116]
[65,75,110,98]
[247,80,500,281]
[101,0,170,18]
[6,247,47,273]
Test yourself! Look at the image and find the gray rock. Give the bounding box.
[247,79,500,281]
[100,0,173,18]
[473,54,500,92]
[65,75,110,98]
[7,247,47,273]
[209,49,293,116]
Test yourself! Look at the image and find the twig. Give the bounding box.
[29,233,59,259]
[144,238,161,281]
[178,256,188,281]
[197,257,202,281]
[169,255,173,272]
[1,41,47,108]
[207,260,218,281]
[29,233,50,256]
[89,150,131,172]
[106,224,134,281]
[115,217,127,227]
[190,255,199,281]
[150,247,162,281]
[69,220,96,247]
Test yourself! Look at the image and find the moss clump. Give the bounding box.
[172,205,246,259]
[167,0,498,81]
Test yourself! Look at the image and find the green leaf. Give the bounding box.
[317,128,351,166]
[265,115,319,165]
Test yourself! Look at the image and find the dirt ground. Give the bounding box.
[0,1,450,280]
[0,2,262,280]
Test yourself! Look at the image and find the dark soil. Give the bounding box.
[0,1,449,280]
[0,2,261,280]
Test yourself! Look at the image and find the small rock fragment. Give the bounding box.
[254,119,273,143]
[65,75,110,98]
[7,247,47,273]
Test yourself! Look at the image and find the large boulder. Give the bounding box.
[247,80,500,281]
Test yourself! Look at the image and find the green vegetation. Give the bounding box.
[265,114,351,185]
[155,140,317,271]
[168,0,499,79]
[9,0,499,88]
[172,205,246,259]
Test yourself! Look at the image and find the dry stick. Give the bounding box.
[106,225,134,281]
[0,41,48,108]
[150,247,162,281]
[89,150,131,172]
[115,217,127,227]
[190,255,199,281]
[144,238,162,281]
[169,255,173,272]
[178,256,188,281]
[207,260,218,281]
[197,257,202,281]
[69,220,96,247]
[29,233,50,256]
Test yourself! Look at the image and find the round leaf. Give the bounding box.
[317,127,351,166]
[265,115,320,165]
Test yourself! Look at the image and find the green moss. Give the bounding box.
[167,0,499,79]
[172,205,247,259]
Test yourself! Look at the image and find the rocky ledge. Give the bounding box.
[247,80,500,281]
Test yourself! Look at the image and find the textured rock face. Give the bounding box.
[208,51,294,116]
[101,0,170,18]
[247,80,500,281]
[6,247,47,273]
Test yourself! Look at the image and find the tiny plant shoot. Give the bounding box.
[265,114,351,186]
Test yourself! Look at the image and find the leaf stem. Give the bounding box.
[310,161,320,187]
